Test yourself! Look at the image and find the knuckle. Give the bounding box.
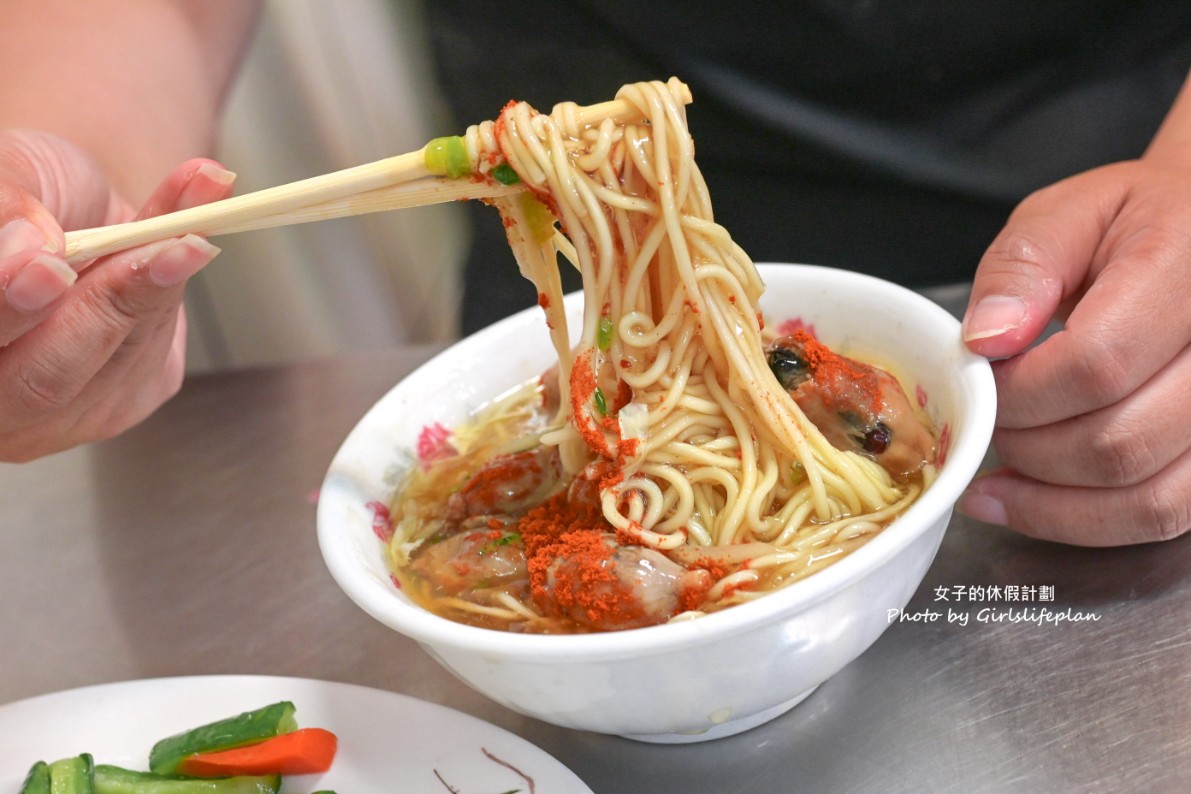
[9,356,75,415]
[1136,485,1191,543]
[982,228,1055,280]
[93,282,147,332]
[1086,420,1158,487]
[78,280,166,357]
[1063,334,1135,407]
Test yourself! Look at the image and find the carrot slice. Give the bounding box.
[175,728,338,777]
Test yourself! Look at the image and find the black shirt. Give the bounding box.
[423,1,1191,332]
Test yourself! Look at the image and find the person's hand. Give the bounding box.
[958,159,1191,546]
[0,129,233,462]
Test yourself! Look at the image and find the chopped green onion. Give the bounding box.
[518,193,556,244]
[481,532,521,555]
[597,315,614,350]
[423,135,472,179]
[593,387,608,416]
[790,461,806,485]
[489,162,521,185]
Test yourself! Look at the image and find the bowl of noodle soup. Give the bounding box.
[322,76,992,742]
[318,262,995,742]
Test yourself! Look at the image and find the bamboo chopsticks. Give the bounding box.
[66,150,431,264]
[62,81,692,266]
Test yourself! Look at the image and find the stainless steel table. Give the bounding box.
[3,340,1189,793]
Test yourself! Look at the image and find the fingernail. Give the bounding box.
[5,253,77,312]
[147,234,221,287]
[176,164,237,210]
[197,162,237,186]
[957,489,1008,527]
[962,296,1028,342]
[0,219,55,260]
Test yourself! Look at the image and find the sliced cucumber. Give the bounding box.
[93,765,279,794]
[148,702,296,775]
[19,760,50,794]
[48,754,94,794]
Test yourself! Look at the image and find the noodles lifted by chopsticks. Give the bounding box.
[388,78,936,631]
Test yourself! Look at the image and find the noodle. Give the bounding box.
[479,78,897,534]
[387,79,937,633]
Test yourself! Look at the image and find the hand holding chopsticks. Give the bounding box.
[62,153,516,265]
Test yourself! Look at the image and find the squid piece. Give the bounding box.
[543,534,711,631]
[448,446,564,520]
[408,528,528,597]
[767,331,934,479]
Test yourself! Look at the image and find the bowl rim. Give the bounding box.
[318,263,996,661]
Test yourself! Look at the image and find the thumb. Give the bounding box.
[0,129,122,244]
[962,167,1125,359]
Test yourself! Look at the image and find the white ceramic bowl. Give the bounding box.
[318,263,995,743]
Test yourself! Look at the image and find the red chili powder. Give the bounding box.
[492,100,516,146]
[569,356,609,455]
[675,556,731,612]
[518,493,646,627]
[616,437,640,464]
[790,329,882,411]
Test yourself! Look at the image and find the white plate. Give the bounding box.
[0,675,593,793]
